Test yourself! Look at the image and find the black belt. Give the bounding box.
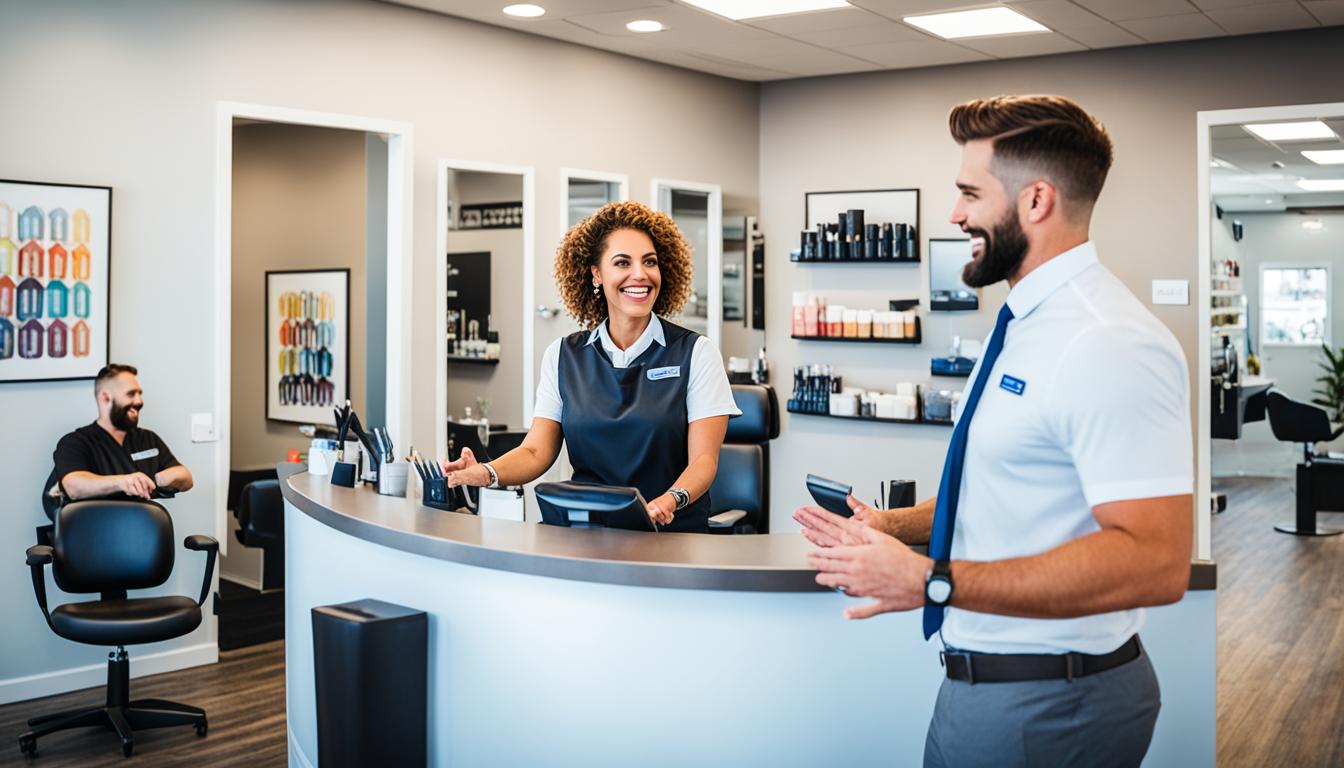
[941,635,1142,684]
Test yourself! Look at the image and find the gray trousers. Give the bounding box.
[923,649,1160,768]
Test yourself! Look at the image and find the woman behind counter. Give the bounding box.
[440,201,740,532]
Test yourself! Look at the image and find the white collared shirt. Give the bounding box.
[943,241,1193,655]
[533,315,741,423]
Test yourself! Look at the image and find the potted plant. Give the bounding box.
[1312,344,1344,437]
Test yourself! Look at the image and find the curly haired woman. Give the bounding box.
[440,201,739,532]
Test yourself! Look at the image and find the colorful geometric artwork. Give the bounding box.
[0,179,110,382]
[265,268,348,424]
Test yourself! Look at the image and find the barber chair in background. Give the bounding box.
[708,384,781,534]
[21,500,217,758]
[233,477,285,591]
[1266,389,1344,536]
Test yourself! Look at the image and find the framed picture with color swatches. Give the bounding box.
[0,179,112,383]
[265,268,350,425]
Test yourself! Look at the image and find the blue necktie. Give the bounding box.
[923,303,1015,640]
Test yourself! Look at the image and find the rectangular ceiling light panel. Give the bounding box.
[1302,150,1344,165]
[1296,179,1344,192]
[679,0,851,21]
[903,7,1049,39]
[1244,121,1337,142]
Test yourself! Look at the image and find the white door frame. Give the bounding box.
[1196,100,1344,560]
[650,177,722,348]
[214,101,414,555]
[435,159,536,460]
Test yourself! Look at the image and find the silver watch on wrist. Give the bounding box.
[668,487,690,510]
[483,462,500,489]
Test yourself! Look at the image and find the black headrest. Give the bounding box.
[54,500,174,594]
[238,479,283,517]
[726,384,780,444]
[1266,389,1333,443]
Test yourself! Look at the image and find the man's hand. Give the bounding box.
[117,472,157,500]
[793,494,881,547]
[645,494,677,526]
[803,507,932,620]
[443,448,492,488]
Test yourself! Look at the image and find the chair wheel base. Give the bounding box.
[1274,523,1343,536]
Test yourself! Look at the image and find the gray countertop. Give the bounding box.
[281,470,1216,592]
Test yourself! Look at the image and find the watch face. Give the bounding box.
[927,578,953,604]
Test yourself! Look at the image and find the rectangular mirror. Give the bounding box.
[929,237,978,311]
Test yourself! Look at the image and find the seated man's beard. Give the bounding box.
[963,208,1029,288]
[110,401,139,431]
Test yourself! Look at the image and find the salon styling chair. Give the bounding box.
[20,500,217,758]
[1266,389,1344,536]
[708,384,781,534]
[233,478,286,590]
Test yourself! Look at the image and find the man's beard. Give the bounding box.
[110,400,140,431]
[962,207,1029,288]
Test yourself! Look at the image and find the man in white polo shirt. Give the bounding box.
[795,95,1193,767]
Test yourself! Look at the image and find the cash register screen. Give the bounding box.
[534,482,658,532]
[929,238,979,311]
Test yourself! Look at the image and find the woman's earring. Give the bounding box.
[593,283,601,295]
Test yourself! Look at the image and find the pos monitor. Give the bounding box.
[929,238,979,311]
[534,482,659,532]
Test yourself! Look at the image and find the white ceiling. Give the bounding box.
[381,0,1344,81]
[1212,117,1344,211]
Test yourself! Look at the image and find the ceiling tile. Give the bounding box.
[1072,0,1199,22]
[1204,3,1320,33]
[847,37,993,67]
[956,31,1088,56]
[781,17,929,46]
[566,3,768,38]
[1188,0,1289,9]
[1008,0,1110,28]
[1303,0,1344,24]
[639,48,794,79]
[846,0,975,23]
[386,0,672,23]
[1057,22,1146,46]
[1118,12,1227,40]
[742,6,880,33]
[689,36,829,60]
[729,47,886,75]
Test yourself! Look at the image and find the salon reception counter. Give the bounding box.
[281,471,1215,767]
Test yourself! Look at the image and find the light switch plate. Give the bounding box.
[191,412,216,443]
[1151,280,1189,305]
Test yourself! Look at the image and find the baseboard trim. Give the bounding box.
[220,573,262,591]
[0,642,218,706]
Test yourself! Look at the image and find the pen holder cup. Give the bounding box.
[887,480,916,509]
[377,462,409,497]
[330,461,358,488]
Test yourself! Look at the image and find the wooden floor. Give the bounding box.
[1214,476,1344,768]
[2,478,1340,766]
[0,641,286,767]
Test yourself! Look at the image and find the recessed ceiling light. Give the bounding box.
[678,0,849,22]
[503,4,545,18]
[626,19,664,32]
[1303,219,1325,231]
[1265,199,1274,204]
[1303,149,1344,165]
[903,7,1049,39]
[1297,179,1344,192]
[1244,121,1337,142]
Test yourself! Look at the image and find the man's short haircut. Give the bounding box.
[94,363,138,394]
[949,95,1114,216]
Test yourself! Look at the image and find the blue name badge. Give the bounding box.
[999,375,1026,396]
[647,366,681,381]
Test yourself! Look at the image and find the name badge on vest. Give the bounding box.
[999,375,1026,396]
[647,366,681,381]
[130,448,160,462]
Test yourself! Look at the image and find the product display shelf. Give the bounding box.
[790,256,920,264]
[786,406,951,427]
[447,355,500,366]
[791,332,921,345]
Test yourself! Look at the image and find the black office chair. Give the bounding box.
[21,500,218,758]
[708,384,781,534]
[1266,389,1344,536]
[234,479,285,590]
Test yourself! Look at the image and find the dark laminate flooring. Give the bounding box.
[1213,476,1344,768]
[0,641,285,767]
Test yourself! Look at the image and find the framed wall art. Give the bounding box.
[0,179,112,383]
[265,268,349,424]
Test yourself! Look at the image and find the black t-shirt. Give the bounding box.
[45,422,181,514]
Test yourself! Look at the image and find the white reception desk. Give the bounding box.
[280,470,1215,767]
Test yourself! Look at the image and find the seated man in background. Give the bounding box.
[45,363,193,514]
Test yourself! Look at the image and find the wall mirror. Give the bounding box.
[652,179,721,347]
[928,238,978,311]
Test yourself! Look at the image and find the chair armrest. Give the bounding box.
[25,545,54,624]
[184,535,219,606]
[708,510,748,528]
[184,535,218,552]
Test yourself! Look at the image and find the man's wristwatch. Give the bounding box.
[482,462,500,489]
[925,560,954,607]
[668,487,690,510]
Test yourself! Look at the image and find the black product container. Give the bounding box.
[904,223,918,261]
[312,599,427,768]
[864,224,879,259]
[880,223,894,259]
[887,480,917,508]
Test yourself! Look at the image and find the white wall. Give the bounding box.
[759,28,1344,531]
[0,0,758,702]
